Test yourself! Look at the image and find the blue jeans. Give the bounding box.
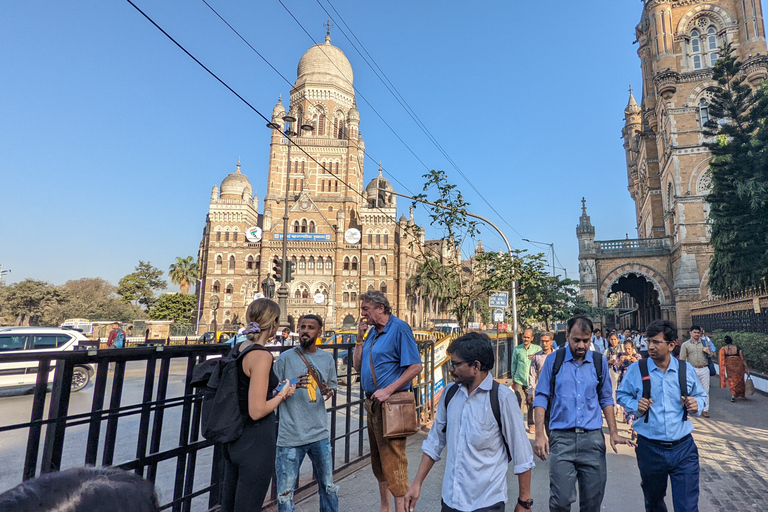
[275,438,338,512]
[636,434,699,512]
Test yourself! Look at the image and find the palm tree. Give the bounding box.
[169,256,199,294]
[408,258,453,319]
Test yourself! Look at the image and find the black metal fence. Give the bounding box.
[0,340,435,511]
[693,308,768,334]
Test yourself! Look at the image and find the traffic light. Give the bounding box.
[286,260,295,283]
[272,256,282,281]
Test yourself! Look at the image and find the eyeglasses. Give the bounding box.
[448,360,471,370]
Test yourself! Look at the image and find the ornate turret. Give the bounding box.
[577,198,595,240]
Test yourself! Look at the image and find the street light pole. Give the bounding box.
[267,115,314,329]
[522,238,556,277]
[388,190,519,346]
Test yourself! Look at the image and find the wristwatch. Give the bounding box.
[518,497,534,509]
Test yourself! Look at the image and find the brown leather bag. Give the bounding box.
[369,334,419,438]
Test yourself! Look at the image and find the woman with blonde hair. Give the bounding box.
[221,298,297,512]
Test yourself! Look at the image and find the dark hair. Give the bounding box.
[646,319,678,343]
[359,290,392,314]
[0,466,159,512]
[724,335,733,345]
[300,314,324,329]
[282,327,291,334]
[447,332,494,372]
[566,316,593,334]
[689,325,702,332]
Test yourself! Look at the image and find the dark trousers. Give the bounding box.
[441,499,505,512]
[221,413,276,512]
[636,435,700,512]
[513,383,533,426]
[549,429,606,512]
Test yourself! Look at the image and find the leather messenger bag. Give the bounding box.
[368,334,419,438]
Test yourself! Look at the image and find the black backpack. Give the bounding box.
[545,348,604,432]
[638,358,690,423]
[190,343,260,443]
[441,380,511,462]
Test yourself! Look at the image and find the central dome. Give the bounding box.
[295,36,353,93]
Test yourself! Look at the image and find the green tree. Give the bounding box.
[148,293,197,324]
[705,43,768,293]
[0,279,66,326]
[59,278,134,321]
[117,261,167,313]
[168,256,199,294]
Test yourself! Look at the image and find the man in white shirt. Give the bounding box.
[404,333,535,512]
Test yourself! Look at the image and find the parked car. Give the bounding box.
[197,331,238,344]
[0,327,96,392]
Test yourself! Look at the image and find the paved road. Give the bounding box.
[293,375,768,512]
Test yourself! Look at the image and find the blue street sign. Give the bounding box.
[489,292,509,308]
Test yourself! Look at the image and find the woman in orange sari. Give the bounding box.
[719,335,750,402]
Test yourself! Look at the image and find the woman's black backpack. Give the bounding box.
[190,344,259,443]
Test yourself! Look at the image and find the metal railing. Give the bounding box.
[0,340,435,511]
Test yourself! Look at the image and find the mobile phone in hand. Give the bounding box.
[275,378,300,393]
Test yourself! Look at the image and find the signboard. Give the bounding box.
[314,293,326,304]
[344,228,362,244]
[489,292,509,308]
[493,308,505,322]
[467,322,481,330]
[273,233,332,241]
[498,323,508,331]
[245,226,263,243]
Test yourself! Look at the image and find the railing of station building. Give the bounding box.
[0,339,436,512]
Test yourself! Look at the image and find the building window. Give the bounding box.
[368,234,373,245]
[246,255,254,270]
[699,99,710,128]
[376,234,381,244]
[309,221,316,233]
[308,256,315,270]
[299,256,306,270]
[380,282,387,294]
[691,29,702,69]
[344,257,350,270]
[368,257,375,272]
[215,255,222,272]
[291,256,297,273]
[384,234,389,245]
[381,257,387,275]
[255,256,260,271]
[319,114,326,136]
[233,232,238,242]
[295,290,302,299]
[351,257,358,271]
[343,292,349,302]
[216,232,221,242]
[326,257,332,270]
[294,220,300,233]
[707,27,719,66]
[225,232,230,242]
[301,219,308,233]
[225,284,233,295]
[317,256,324,270]
[350,291,357,302]
[212,281,220,293]
[229,256,235,270]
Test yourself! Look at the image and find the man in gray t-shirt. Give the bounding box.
[274,314,338,512]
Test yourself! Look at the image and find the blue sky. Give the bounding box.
[2,0,741,288]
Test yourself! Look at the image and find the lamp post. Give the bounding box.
[522,238,556,276]
[267,115,314,329]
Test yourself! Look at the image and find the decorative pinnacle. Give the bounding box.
[378,161,383,177]
[324,19,333,43]
[581,197,586,213]
[236,156,241,173]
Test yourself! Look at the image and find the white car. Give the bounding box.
[0,327,96,392]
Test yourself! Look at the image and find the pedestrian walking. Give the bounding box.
[617,319,706,512]
[107,322,126,348]
[527,331,556,434]
[532,316,633,512]
[404,332,535,512]
[603,333,623,411]
[352,291,423,512]
[274,314,338,512]
[510,329,541,433]
[679,326,714,418]
[591,329,607,354]
[718,335,750,402]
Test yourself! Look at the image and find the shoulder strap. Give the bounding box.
[368,330,379,389]
[294,347,322,384]
[441,383,460,433]
[639,358,651,423]
[490,380,512,463]
[593,351,604,395]
[679,360,688,422]
[549,347,567,407]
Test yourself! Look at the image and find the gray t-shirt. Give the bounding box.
[274,346,338,447]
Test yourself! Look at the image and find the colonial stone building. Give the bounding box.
[196,34,426,331]
[578,0,768,331]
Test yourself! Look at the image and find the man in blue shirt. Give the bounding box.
[532,316,632,512]
[352,291,422,512]
[617,319,706,512]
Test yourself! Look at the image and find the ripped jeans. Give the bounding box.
[275,438,338,512]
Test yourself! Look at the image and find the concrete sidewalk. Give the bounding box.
[293,376,766,511]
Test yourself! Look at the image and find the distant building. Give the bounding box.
[196,33,433,331]
[578,0,768,331]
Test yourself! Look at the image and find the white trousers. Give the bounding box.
[694,365,711,412]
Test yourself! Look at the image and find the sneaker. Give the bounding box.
[730,397,736,403]
[701,411,710,418]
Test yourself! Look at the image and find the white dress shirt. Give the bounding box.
[422,373,535,511]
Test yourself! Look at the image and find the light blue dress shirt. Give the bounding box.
[616,357,706,442]
[360,315,421,394]
[532,345,614,431]
[422,373,535,511]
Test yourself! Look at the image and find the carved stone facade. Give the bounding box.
[579,0,767,331]
[196,35,425,331]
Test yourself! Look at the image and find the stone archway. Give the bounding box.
[600,263,672,331]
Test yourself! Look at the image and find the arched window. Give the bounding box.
[691,29,702,69]
[707,26,719,66]
[291,257,297,275]
[368,257,375,272]
[351,257,358,271]
[350,291,357,302]
[228,256,236,270]
[302,289,309,299]
[309,221,316,233]
[216,232,221,242]
[380,282,387,295]
[381,257,388,275]
[301,219,308,233]
[317,256,324,271]
[215,255,222,272]
[326,257,332,270]
[384,234,389,245]
[225,284,234,295]
[667,182,674,211]
[319,114,326,136]
[343,256,350,270]
[255,255,260,271]
[367,283,374,291]
[343,292,350,302]
[376,234,381,245]
[212,280,221,293]
[299,256,306,270]
[308,256,315,270]
[699,99,710,128]
[293,220,300,233]
[224,232,229,242]
[295,289,302,299]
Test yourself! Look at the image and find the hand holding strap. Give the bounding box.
[294,348,332,398]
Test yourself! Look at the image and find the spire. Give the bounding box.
[324,19,333,44]
[475,239,484,254]
[577,197,595,237]
[278,94,282,104]
[625,85,641,115]
[236,156,241,174]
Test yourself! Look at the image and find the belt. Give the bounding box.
[365,392,374,400]
[638,434,691,448]
[693,365,707,369]
[552,427,600,433]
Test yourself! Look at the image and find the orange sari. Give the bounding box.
[719,347,746,398]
